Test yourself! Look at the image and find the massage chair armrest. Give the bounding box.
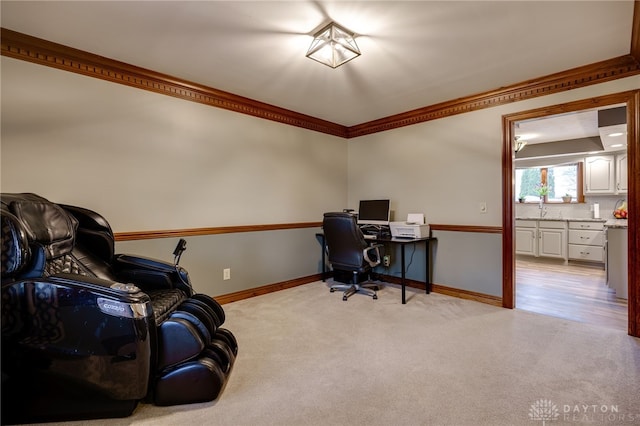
[48,273,148,298]
[113,254,193,296]
[1,275,154,401]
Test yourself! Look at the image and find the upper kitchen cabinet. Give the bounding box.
[584,155,615,194]
[583,153,627,195]
[615,153,627,194]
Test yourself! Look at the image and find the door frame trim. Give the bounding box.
[501,90,639,337]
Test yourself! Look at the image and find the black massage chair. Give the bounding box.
[1,193,237,424]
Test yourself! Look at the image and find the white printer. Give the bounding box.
[389,213,430,238]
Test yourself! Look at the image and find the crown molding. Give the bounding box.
[632,1,640,63]
[0,28,348,138]
[347,55,640,138]
[2,27,639,140]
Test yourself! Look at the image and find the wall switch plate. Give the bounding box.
[223,268,231,280]
[480,202,487,213]
[383,255,391,267]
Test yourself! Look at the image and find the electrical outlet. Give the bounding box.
[223,268,231,280]
[383,255,391,267]
[479,202,487,213]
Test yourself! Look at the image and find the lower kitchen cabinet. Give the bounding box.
[568,221,605,263]
[516,220,567,260]
[607,227,628,299]
[538,221,567,259]
[515,220,537,256]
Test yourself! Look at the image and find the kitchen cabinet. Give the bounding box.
[538,221,567,259]
[585,155,615,194]
[615,153,627,194]
[515,220,537,256]
[515,220,566,260]
[607,227,627,299]
[568,221,605,263]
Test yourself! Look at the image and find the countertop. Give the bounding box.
[516,216,628,228]
[605,219,629,229]
[516,216,604,222]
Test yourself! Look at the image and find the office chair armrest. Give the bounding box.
[363,243,383,267]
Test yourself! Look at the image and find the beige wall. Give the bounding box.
[348,75,639,296]
[1,54,638,298]
[0,57,347,232]
[348,76,640,224]
[0,56,346,296]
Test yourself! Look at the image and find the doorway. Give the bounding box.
[501,90,639,337]
[512,107,628,330]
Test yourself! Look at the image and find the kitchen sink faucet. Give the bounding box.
[539,204,548,218]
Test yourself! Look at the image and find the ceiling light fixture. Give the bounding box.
[306,22,361,68]
[514,136,527,153]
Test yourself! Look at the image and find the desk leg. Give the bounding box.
[320,235,327,282]
[321,241,326,282]
[425,240,430,294]
[401,244,406,304]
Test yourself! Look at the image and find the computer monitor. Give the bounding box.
[357,199,391,226]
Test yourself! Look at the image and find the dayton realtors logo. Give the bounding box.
[529,399,559,425]
[529,399,638,424]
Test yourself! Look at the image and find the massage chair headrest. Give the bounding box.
[2,193,78,260]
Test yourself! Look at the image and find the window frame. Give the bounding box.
[516,162,584,204]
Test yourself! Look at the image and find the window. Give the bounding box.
[516,163,583,203]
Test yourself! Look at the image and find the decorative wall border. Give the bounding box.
[0,28,348,138]
[114,222,501,241]
[2,26,639,140]
[214,274,324,305]
[213,273,503,307]
[348,55,640,137]
[430,224,502,234]
[115,221,323,242]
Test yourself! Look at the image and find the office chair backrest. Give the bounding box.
[322,212,369,271]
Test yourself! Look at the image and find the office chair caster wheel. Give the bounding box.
[373,294,378,300]
[342,295,348,301]
[330,288,335,293]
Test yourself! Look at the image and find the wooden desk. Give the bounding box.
[316,233,433,304]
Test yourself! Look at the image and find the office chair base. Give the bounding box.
[331,283,379,301]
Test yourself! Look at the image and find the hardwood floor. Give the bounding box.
[515,256,628,331]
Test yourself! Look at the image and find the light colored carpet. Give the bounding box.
[31,281,640,426]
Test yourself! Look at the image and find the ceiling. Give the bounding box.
[515,105,628,158]
[1,1,635,130]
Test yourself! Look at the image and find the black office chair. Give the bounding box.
[322,212,382,301]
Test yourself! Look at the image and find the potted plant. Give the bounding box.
[518,193,525,203]
[535,183,549,198]
[562,193,572,203]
